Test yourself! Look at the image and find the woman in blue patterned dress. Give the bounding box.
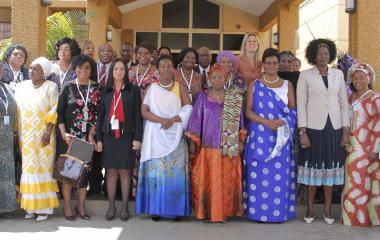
[243,48,297,223]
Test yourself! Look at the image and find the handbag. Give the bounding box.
[53,138,95,188]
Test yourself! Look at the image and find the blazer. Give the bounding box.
[297,67,349,130]
[96,84,143,142]
[1,63,28,84]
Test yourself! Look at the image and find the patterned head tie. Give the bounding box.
[216,50,237,67]
[347,63,376,84]
[208,63,228,82]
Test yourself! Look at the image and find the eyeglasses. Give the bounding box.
[12,52,26,58]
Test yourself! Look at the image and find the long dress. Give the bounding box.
[0,83,17,213]
[342,92,380,227]
[15,80,60,214]
[136,82,193,218]
[186,88,246,222]
[243,80,297,222]
[129,65,158,198]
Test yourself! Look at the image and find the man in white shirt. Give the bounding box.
[195,47,212,89]
[120,42,133,70]
[97,44,113,87]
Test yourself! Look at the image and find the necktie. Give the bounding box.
[99,64,107,87]
[202,69,207,89]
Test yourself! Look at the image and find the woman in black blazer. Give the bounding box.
[95,58,143,221]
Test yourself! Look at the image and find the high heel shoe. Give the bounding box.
[105,206,116,221]
[63,208,76,221]
[75,207,91,220]
[151,215,160,222]
[303,216,314,224]
[324,215,335,225]
[120,206,129,221]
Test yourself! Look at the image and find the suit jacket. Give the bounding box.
[1,63,28,84]
[297,67,349,130]
[96,84,143,142]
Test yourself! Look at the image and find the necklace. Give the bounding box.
[180,67,193,92]
[263,74,279,84]
[159,80,174,88]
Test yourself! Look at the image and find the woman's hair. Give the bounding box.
[105,58,131,92]
[72,54,97,80]
[177,47,199,65]
[4,44,28,64]
[240,32,260,62]
[134,41,154,55]
[279,50,295,60]
[158,46,172,57]
[156,55,173,68]
[262,48,280,63]
[55,37,81,60]
[305,38,337,65]
[82,40,94,50]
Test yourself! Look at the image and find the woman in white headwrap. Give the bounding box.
[15,57,60,221]
[341,63,380,227]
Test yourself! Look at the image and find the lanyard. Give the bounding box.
[0,84,9,115]
[113,86,123,114]
[225,75,233,90]
[59,63,72,86]
[180,68,193,92]
[352,90,372,109]
[136,64,151,87]
[75,78,90,112]
[9,64,21,83]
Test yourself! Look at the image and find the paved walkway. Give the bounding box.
[0,203,379,240]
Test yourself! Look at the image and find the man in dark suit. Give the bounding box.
[87,43,114,197]
[120,42,133,69]
[194,47,211,89]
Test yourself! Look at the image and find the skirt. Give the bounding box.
[297,116,345,186]
[102,132,135,169]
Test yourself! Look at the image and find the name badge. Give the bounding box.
[9,82,16,92]
[353,103,360,112]
[81,122,87,133]
[111,119,119,130]
[4,116,10,125]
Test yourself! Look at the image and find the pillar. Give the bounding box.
[277,2,299,53]
[11,0,47,64]
[349,0,380,91]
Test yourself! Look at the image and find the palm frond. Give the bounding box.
[0,38,12,61]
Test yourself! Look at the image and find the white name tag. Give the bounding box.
[111,119,119,130]
[4,116,9,125]
[81,123,87,133]
[353,103,360,112]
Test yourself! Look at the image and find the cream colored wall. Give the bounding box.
[122,3,161,31]
[296,0,349,70]
[223,5,259,32]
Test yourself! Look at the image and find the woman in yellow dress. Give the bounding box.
[15,57,59,221]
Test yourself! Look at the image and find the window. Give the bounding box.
[192,33,219,50]
[135,32,158,49]
[223,34,245,51]
[193,0,219,29]
[0,23,11,40]
[161,33,189,50]
[162,0,189,28]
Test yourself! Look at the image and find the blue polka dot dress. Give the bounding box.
[243,80,297,222]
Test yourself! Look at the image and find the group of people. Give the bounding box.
[0,33,379,228]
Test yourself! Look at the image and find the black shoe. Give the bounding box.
[105,206,116,221]
[151,215,160,222]
[120,206,129,221]
[174,217,182,222]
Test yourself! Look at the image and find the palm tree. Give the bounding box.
[0,38,12,61]
[46,10,88,60]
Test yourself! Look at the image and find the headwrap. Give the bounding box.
[216,50,237,67]
[31,57,52,78]
[208,63,228,82]
[347,63,376,85]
